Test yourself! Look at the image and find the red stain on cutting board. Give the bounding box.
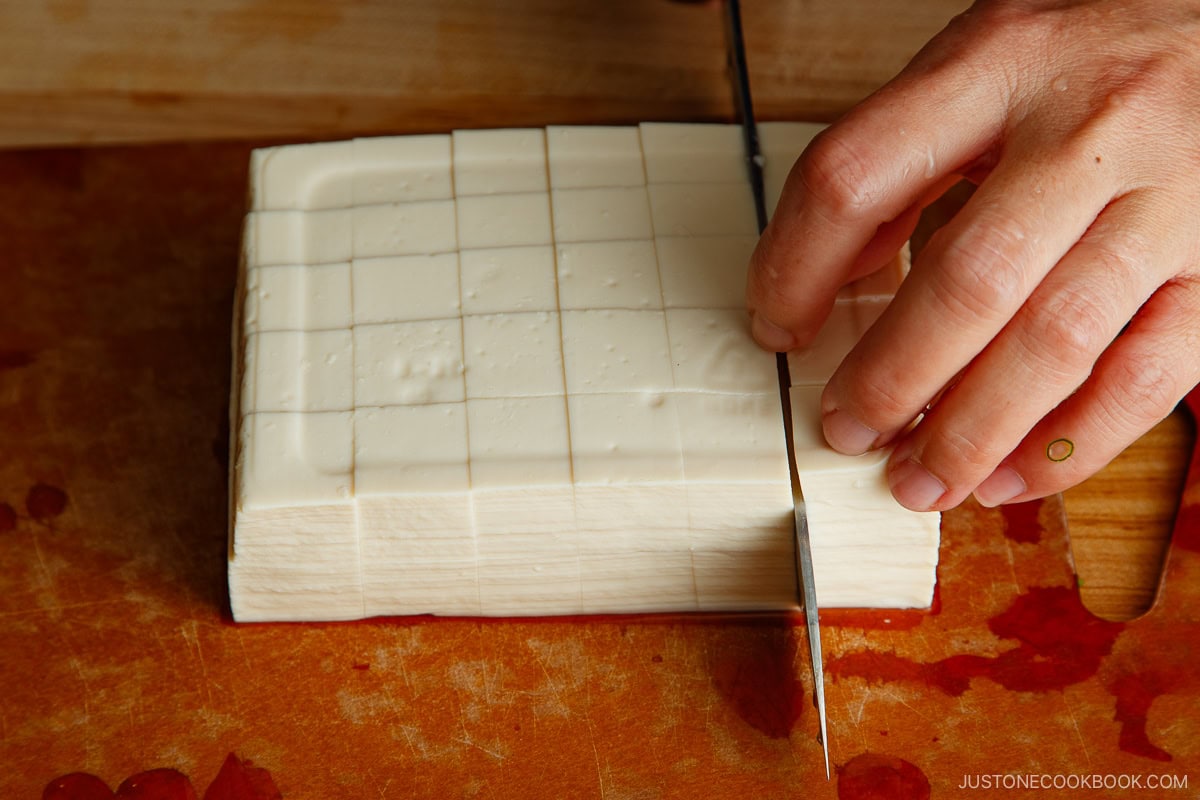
[42,755,280,800]
[711,623,806,738]
[26,483,69,521]
[0,483,68,532]
[837,752,930,800]
[829,585,1124,694]
[43,773,113,800]
[1000,499,1042,544]
[203,753,283,800]
[0,502,16,532]
[1172,392,1200,552]
[0,349,36,371]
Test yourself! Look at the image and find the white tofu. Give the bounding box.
[665,308,778,394]
[561,310,673,394]
[231,126,939,622]
[247,262,352,331]
[357,493,481,617]
[462,312,564,399]
[455,193,552,249]
[452,128,548,195]
[236,329,257,424]
[474,486,582,615]
[465,395,573,484]
[800,460,940,607]
[251,140,355,211]
[353,320,465,407]
[248,330,353,412]
[758,121,822,218]
[547,126,645,188]
[577,527,697,614]
[352,135,454,205]
[551,187,654,242]
[239,411,354,509]
[787,299,888,387]
[686,484,794,612]
[352,253,461,325]
[573,483,690,532]
[352,201,458,258]
[354,403,470,495]
[251,209,353,267]
[655,235,756,309]
[639,122,746,184]
[230,503,363,621]
[568,392,684,484]
[693,554,795,611]
[647,183,758,237]
[460,245,558,314]
[555,240,662,310]
[675,393,787,481]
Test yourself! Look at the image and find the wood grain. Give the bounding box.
[1066,409,1195,621]
[0,0,968,148]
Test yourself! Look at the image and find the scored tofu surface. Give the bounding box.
[229,122,940,622]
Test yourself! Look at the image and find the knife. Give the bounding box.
[723,0,831,779]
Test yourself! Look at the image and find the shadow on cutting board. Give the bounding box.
[0,143,254,612]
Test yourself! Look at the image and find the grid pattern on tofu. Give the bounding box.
[230,123,939,622]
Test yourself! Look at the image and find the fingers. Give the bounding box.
[745,27,1009,350]
[877,190,1191,511]
[972,276,1200,507]
[820,133,1121,458]
[744,0,1200,513]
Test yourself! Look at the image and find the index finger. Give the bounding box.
[745,28,1006,350]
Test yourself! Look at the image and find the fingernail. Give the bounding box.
[888,457,947,511]
[750,314,795,351]
[822,409,880,455]
[974,465,1026,508]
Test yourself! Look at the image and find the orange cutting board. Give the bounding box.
[1,143,1197,799]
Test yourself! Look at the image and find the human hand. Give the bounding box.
[746,0,1200,511]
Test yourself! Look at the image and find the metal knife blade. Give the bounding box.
[723,0,830,779]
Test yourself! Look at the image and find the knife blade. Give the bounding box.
[723,0,831,780]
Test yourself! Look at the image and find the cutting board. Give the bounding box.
[1,142,1198,799]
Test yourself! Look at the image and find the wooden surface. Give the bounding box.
[1066,411,1194,621]
[0,0,967,148]
[2,0,1199,795]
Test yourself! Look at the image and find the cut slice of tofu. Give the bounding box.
[229,124,939,622]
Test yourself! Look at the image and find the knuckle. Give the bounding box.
[796,130,881,219]
[1027,290,1114,373]
[830,369,919,431]
[1101,356,1179,429]
[1109,53,1193,118]
[927,424,1001,479]
[929,223,1030,321]
[866,378,918,426]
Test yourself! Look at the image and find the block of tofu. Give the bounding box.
[757,121,823,219]
[229,125,940,622]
